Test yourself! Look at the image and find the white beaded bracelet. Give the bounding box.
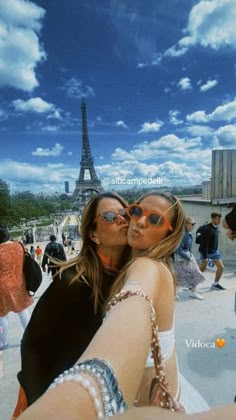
[49,370,105,419]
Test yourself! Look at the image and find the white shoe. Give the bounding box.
[189,291,204,300]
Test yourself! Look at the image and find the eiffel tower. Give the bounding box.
[73,98,103,202]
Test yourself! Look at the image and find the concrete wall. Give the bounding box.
[202,181,211,200]
[180,199,236,261]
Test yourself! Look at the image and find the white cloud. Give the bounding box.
[209,99,236,121]
[46,109,62,120]
[41,125,59,132]
[115,120,128,129]
[64,77,95,99]
[165,0,236,59]
[178,77,192,91]
[215,124,236,147]
[112,134,205,162]
[200,79,218,92]
[0,158,80,193]
[185,125,214,137]
[186,110,208,123]
[169,110,183,125]
[96,152,211,188]
[187,99,236,123]
[0,0,46,91]
[138,120,163,133]
[32,143,64,156]
[13,97,55,113]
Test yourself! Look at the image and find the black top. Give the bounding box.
[17,266,116,405]
[199,223,219,259]
[225,205,236,232]
[41,241,66,270]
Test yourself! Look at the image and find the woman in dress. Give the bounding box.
[174,216,205,300]
[0,226,33,350]
[12,192,130,417]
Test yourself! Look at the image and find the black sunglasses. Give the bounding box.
[95,208,129,224]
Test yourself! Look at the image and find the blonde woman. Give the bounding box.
[174,216,205,300]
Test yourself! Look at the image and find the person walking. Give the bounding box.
[29,246,35,260]
[35,245,42,264]
[0,226,33,350]
[174,216,205,300]
[198,212,225,290]
[41,235,66,276]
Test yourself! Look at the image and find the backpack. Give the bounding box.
[49,242,62,259]
[195,222,210,244]
[20,243,43,294]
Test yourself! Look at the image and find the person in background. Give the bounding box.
[62,231,66,245]
[35,245,42,264]
[199,212,225,291]
[174,216,205,300]
[41,235,66,277]
[0,226,33,351]
[12,192,130,418]
[29,245,35,260]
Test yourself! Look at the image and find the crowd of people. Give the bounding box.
[0,196,235,419]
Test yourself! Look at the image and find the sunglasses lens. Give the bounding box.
[148,214,163,225]
[119,209,129,219]
[102,212,117,223]
[129,205,143,218]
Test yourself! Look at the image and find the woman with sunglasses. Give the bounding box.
[174,216,206,300]
[18,192,210,419]
[12,192,131,418]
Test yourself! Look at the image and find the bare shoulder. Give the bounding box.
[124,257,172,302]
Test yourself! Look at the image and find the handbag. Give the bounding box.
[20,243,43,294]
[107,289,185,413]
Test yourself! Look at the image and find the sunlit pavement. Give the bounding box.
[0,259,235,419]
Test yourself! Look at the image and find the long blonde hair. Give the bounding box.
[56,192,130,313]
[108,192,185,301]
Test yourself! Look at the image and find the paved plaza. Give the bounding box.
[0,257,235,419]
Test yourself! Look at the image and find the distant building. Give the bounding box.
[65,181,69,194]
[211,149,236,204]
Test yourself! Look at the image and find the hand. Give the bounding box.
[42,266,46,272]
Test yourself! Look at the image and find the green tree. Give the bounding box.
[0,179,12,225]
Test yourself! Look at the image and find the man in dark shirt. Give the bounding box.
[199,212,225,290]
[42,235,66,276]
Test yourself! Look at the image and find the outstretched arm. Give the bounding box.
[19,294,153,419]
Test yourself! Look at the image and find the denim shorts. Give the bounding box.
[199,250,222,261]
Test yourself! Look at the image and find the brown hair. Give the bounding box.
[56,192,130,313]
[107,192,185,302]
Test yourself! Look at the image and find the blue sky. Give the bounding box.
[1,0,236,194]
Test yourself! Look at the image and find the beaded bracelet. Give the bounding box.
[48,367,105,419]
[48,359,127,417]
